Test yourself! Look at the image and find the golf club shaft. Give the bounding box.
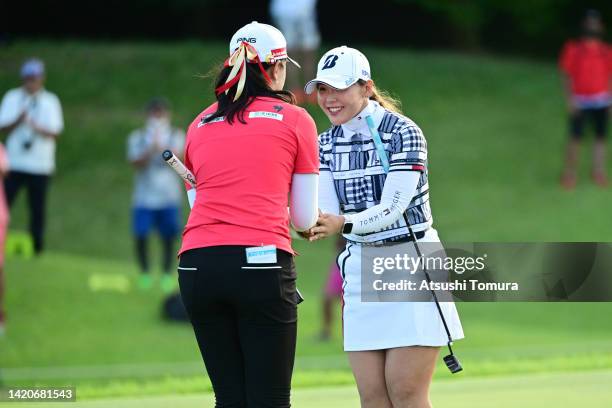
[402,215,454,347]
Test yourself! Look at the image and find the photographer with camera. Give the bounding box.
[0,58,64,255]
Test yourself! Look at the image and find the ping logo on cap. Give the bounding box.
[322,55,339,70]
[237,37,257,43]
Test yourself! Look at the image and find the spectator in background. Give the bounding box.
[0,58,63,254]
[0,144,8,336]
[127,98,185,293]
[559,10,612,189]
[128,98,185,293]
[270,0,320,104]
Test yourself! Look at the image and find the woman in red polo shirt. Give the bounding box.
[560,9,612,189]
[177,22,319,407]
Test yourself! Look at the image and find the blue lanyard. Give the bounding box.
[365,115,389,173]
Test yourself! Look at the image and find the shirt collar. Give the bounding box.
[20,86,44,98]
[341,100,385,136]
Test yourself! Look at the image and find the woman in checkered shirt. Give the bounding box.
[304,46,464,408]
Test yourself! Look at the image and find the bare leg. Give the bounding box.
[320,294,333,340]
[592,139,608,186]
[0,265,5,332]
[348,350,393,408]
[0,266,4,313]
[385,346,440,408]
[561,139,580,189]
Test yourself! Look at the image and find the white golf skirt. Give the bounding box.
[338,228,465,351]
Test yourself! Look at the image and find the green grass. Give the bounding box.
[1,40,612,259]
[11,371,612,407]
[1,41,612,404]
[2,251,612,402]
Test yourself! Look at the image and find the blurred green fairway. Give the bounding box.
[2,40,612,258]
[2,251,612,405]
[12,371,612,407]
[1,41,612,406]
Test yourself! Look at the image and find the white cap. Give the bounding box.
[229,21,299,67]
[20,58,45,78]
[304,46,371,94]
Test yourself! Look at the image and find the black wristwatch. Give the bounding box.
[342,215,353,234]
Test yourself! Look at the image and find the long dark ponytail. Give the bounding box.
[205,61,296,125]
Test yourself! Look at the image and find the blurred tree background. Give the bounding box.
[2,0,612,57]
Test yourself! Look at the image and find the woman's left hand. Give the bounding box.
[309,213,345,241]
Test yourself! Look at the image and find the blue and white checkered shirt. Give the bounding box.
[319,100,432,245]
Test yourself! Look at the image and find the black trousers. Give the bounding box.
[570,106,609,139]
[4,171,50,254]
[178,246,299,408]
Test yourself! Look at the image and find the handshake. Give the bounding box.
[296,211,346,242]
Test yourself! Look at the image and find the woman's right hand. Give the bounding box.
[308,213,345,242]
[296,229,314,240]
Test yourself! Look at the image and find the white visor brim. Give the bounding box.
[304,77,359,95]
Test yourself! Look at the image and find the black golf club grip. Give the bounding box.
[162,149,173,161]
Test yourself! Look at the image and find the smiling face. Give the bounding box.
[316,81,372,126]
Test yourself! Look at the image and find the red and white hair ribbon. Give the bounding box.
[215,41,272,101]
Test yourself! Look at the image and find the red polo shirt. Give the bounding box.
[179,97,319,256]
[559,39,612,96]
